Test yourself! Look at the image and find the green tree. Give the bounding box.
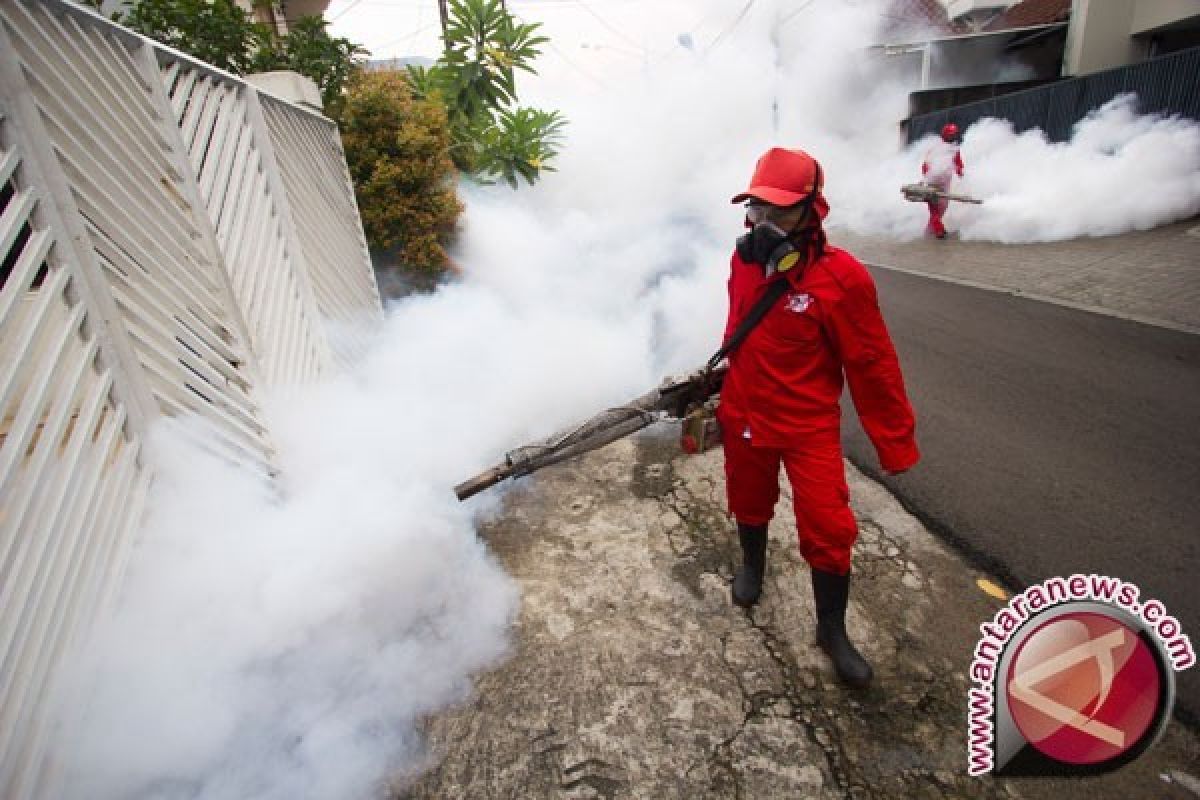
[252,17,366,114]
[476,107,566,188]
[334,71,463,285]
[118,0,266,74]
[411,0,566,186]
[117,0,363,112]
[439,0,546,127]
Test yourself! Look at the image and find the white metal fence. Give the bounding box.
[0,1,381,795]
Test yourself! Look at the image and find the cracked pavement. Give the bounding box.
[395,426,1199,799]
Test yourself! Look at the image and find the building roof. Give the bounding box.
[985,0,1072,30]
[878,0,971,41]
[877,0,1071,42]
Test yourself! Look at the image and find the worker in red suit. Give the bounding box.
[717,147,920,688]
[921,123,965,238]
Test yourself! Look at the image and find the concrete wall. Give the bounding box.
[246,70,324,112]
[1066,0,1200,74]
[1064,0,1144,74]
[1131,0,1200,34]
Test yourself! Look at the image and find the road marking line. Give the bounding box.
[977,578,1009,601]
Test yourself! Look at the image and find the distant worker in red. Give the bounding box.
[921,123,965,239]
[718,147,920,688]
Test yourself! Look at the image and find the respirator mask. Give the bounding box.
[737,210,802,276]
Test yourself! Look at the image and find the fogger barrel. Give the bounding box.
[901,183,982,204]
[453,365,726,501]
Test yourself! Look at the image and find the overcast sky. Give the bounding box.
[326,0,747,80]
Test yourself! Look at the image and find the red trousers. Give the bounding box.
[722,426,859,575]
[926,198,948,237]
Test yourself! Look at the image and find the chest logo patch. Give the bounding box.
[785,292,812,314]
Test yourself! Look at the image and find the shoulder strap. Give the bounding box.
[705,277,791,372]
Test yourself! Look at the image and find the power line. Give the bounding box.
[707,0,756,52]
[544,40,607,87]
[573,0,644,52]
[502,6,610,87]
[683,5,729,39]
[779,0,818,27]
[328,0,369,23]
[367,20,441,54]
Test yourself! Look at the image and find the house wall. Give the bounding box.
[1065,0,1200,74]
[1131,0,1200,34]
[1064,0,1145,74]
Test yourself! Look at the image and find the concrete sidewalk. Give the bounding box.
[832,216,1200,333]
[396,430,1199,799]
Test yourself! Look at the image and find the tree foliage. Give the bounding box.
[477,107,567,188]
[410,0,566,187]
[439,0,546,126]
[116,0,364,110]
[253,17,366,113]
[118,0,267,74]
[334,71,463,281]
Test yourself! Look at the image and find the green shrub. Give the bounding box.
[335,71,463,286]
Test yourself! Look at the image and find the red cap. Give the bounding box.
[731,147,829,219]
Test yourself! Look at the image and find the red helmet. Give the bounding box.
[941,123,960,142]
[731,147,829,220]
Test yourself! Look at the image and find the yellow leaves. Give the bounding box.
[484,45,513,68]
[337,70,462,274]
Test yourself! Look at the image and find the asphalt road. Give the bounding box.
[842,266,1200,721]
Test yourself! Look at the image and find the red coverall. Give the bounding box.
[921,143,964,238]
[716,245,919,574]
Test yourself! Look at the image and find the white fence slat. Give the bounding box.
[213,121,255,239]
[203,91,246,222]
[0,144,19,184]
[0,267,72,455]
[0,407,131,782]
[168,63,200,121]
[15,5,176,187]
[0,301,86,527]
[0,188,35,257]
[0,225,50,330]
[0,338,98,700]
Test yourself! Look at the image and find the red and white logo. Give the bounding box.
[785,292,812,314]
[967,581,1187,778]
[1006,611,1162,766]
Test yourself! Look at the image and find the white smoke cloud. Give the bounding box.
[57,404,519,800]
[948,96,1200,241]
[55,0,1200,797]
[831,94,1200,242]
[517,0,1200,244]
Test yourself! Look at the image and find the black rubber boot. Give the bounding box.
[731,523,768,608]
[811,568,874,689]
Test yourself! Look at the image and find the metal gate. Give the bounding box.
[906,45,1200,142]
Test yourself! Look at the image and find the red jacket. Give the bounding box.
[716,245,919,473]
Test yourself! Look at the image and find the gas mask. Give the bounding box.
[736,218,802,276]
